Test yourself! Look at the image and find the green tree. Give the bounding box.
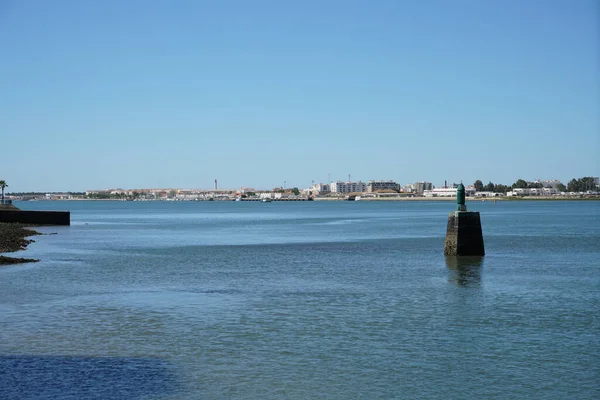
[0,180,7,204]
[483,181,495,192]
[493,184,508,193]
[567,177,597,192]
[512,179,528,189]
[556,183,567,192]
[580,177,597,192]
[567,179,579,192]
[87,192,111,199]
[473,180,484,192]
[168,190,177,199]
[291,187,300,196]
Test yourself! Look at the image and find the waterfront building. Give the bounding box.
[508,188,527,196]
[423,187,476,197]
[259,192,284,199]
[330,181,367,193]
[45,193,73,200]
[402,184,416,193]
[507,188,560,196]
[414,181,433,194]
[306,183,330,195]
[237,187,257,194]
[367,180,400,193]
[474,191,501,197]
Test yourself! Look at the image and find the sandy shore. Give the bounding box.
[0,223,40,265]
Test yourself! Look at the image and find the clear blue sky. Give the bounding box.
[1,0,598,192]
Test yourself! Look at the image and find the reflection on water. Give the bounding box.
[0,355,179,399]
[445,256,483,287]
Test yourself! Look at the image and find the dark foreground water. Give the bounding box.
[1,200,599,399]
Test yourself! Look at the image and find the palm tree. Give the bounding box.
[0,180,7,204]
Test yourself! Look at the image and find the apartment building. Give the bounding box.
[414,181,433,194]
[330,181,367,193]
[367,180,400,192]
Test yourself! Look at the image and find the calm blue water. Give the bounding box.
[1,200,599,399]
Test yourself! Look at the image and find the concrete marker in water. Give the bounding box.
[444,183,485,256]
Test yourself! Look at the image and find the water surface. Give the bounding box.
[1,200,598,399]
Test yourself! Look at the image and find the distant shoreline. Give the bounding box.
[14,196,599,202]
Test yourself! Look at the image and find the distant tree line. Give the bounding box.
[87,192,132,199]
[86,191,152,200]
[566,177,597,192]
[471,177,597,193]
[472,180,511,193]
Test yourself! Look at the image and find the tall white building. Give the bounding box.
[330,181,367,193]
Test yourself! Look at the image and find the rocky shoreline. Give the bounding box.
[0,223,40,265]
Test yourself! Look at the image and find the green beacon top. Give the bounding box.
[456,183,466,211]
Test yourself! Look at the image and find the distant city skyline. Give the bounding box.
[1,0,598,192]
[6,175,598,194]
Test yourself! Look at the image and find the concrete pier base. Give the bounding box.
[0,209,70,225]
[444,211,485,256]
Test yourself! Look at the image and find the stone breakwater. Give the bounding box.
[0,223,40,265]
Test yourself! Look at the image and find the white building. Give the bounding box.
[45,193,73,200]
[403,184,416,193]
[507,189,524,196]
[474,191,500,197]
[330,181,367,193]
[306,183,330,195]
[423,187,476,197]
[541,187,560,196]
[259,192,283,199]
[507,188,560,196]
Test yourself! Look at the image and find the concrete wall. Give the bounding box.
[0,210,70,225]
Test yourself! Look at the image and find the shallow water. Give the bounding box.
[1,200,599,399]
